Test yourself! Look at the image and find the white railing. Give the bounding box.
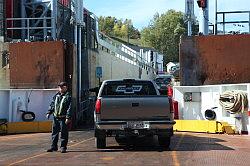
[96,31,155,72]
[6,17,55,41]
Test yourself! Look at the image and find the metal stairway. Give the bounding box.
[95,29,155,73]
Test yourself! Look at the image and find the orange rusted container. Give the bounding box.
[9,41,66,88]
[180,34,250,86]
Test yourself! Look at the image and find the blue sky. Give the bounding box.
[84,0,250,32]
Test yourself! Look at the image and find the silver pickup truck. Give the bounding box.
[94,79,175,149]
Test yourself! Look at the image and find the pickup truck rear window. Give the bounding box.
[101,81,157,96]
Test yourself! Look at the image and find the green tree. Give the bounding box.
[98,16,105,33]
[120,24,128,37]
[98,16,140,40]
[98,16,116,36]
[113,24,121,37]
[141,10,188,63]
[130,28,140,39]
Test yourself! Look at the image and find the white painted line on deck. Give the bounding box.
[171,133,185,166]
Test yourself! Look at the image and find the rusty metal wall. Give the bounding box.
[180,34,250,86]
[9,41,65,88]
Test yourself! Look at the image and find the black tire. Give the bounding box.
[96,137,106,149]
[21,111,35,122]
[158,136,171,149]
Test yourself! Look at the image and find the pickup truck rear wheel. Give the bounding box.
[96,137,106,149]
[158,136,170,149]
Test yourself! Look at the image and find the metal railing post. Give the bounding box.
[223,13,225,34]
[43,18,47,41]
[21,0,26,41]
[214,0,217,35]
[27,19,30,41]
[249,12,250,33]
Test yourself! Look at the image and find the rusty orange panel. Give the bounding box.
[180,34,250,85]
[9,41,65,88]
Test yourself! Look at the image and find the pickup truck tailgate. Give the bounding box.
[100,97,171,120]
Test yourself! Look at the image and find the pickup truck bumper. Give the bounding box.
[95,120,176,130]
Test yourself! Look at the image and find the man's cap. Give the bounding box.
[58,81,68,87]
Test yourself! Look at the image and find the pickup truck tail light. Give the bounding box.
[167,85,173,97]
[95,99,101,114]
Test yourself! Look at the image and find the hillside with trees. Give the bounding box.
[98,10,198,64]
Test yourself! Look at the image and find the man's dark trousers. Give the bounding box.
[51,117,68,150]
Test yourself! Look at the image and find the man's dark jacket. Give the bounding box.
[47,92,72,119]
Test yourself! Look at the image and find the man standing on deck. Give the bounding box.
[46,82,72,153]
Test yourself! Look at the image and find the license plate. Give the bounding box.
[127,121,149,129]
